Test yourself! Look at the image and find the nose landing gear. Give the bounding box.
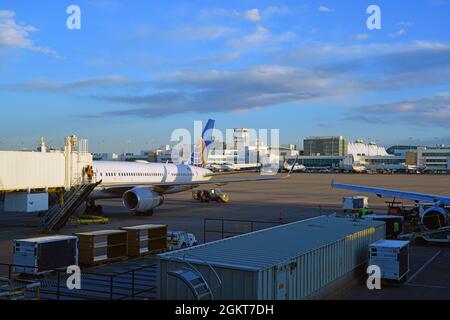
[85,199,104,215]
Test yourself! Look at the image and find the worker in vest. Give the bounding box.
[359,207,369,219]
[393,221,401,238]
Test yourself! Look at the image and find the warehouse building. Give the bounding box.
[158,216,385,300]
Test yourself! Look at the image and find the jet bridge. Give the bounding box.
[0,136,93,212]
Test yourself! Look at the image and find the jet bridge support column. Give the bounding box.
[64,136,79,191]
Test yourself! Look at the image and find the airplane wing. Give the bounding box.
[331,181,450,206]
[205,170,259,177]
[100,175,284,195]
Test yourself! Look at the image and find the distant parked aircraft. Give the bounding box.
[283,161,306,173]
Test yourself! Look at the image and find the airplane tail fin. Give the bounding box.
[190,119,215,167]
[202,119,215,149]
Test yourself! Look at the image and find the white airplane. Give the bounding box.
[85,120,295,215]
[331,181,450,230]
[208,163,262,172]
[283,161,306,173]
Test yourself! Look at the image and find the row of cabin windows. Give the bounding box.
[171,173,194,177]
[99,172,195,177]
[100,172,164,177]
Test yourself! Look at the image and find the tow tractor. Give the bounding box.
[192,189,230,203]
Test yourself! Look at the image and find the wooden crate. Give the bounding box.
[121,224,168,257]
[75,230,128,266]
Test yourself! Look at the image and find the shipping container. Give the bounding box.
[158,216,385,300]
[76,230,128,266]
[13,235,78,275]
[369,240,410,281]
[121,224,168,257]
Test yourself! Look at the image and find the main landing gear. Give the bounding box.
[134,209,155,217]
[85,199,104,215]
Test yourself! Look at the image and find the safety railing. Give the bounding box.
[203,218,285,243]
[0,262,157,300]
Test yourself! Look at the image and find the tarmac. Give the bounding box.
[1,172,449,299]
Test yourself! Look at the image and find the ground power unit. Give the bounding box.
[13,235,78,275]
[369,240,410,282]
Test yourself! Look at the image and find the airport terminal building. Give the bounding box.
[288,137,450,173]
[93,132,450,173]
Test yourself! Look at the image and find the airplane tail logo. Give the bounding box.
[190,119,215,167]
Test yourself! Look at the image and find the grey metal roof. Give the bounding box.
[159,216,385,271]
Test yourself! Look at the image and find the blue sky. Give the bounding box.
[1,0,450,152]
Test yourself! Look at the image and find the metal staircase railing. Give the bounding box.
[42,180,102,233]
[166,253,222,300]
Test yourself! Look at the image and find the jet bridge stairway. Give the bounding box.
[41,181,102,233]
[166,254,222,300]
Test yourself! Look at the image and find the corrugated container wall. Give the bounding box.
[159,216,385,300]
[257,225,385,300]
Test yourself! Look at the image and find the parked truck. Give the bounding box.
[167,231,198,251]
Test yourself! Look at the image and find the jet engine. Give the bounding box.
[420,206,448,230]
[123,188,164,214]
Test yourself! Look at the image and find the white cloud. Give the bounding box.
[0,10,37,48]
[4,75,132,92]
[352,93,450,126]
[96,65,334,117]
[352,33,370,41]
[277,41,450,63]
[188,52,241,66]
[228,26,295,49]
[318,6,334,13]
[197,7,241,19]
[172,25,236,41]
[398,21,415,27]
[0,10,56,56]
[262,6,291,18]
[389,28,406,38]
[243,9,261,22]
[199,7,289,22]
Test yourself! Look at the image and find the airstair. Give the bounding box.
[41,181,102,233]
[167,254,222,300]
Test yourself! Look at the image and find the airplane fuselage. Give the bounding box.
[89,161,213,199]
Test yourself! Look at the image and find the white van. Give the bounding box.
[167,231,198,251]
